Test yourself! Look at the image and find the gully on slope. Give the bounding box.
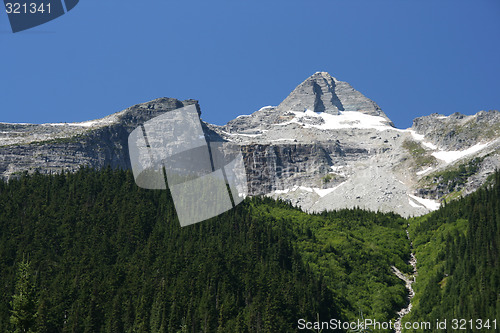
[392,225,418,333]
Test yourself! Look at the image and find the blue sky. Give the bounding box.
[1,0,499,128]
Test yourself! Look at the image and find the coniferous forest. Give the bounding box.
[404,172,500,332]
[0,167,498,332]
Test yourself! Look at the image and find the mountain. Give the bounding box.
[1,72,499,217]
[211,73,500,216]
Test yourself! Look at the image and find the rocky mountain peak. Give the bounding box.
[275,72,392,123]
[275,72,342,114]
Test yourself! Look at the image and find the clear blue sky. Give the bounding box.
[1,0,499,129]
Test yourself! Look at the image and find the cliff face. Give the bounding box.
[1,73,499,217]
[0,98,198,178]
[240,143,344,194]
[275,72,389,119]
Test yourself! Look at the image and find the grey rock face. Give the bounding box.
[410,111,500,150]
[0,98,198,179]
[276,72,345,114]
[275,72,393,125]
[240,143,343,194]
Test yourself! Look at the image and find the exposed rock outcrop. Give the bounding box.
[411,111,500,150]
[276,72,392,123]
[0,98,198,178]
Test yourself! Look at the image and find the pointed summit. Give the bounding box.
[276,72,391,122]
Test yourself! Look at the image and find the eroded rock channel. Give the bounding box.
[392,227,417,333]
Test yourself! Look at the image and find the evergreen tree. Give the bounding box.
[10,258,37,333]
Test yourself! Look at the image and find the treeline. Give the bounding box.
[0,167,411,332]
[405,171,500,332]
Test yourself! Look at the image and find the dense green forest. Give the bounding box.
[3,167,497,332]
[0,168,411,332]
[404,172,500,332]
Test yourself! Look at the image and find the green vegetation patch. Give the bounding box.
[420,157,484,194]
[402,139,437,168]
[322,173,335,183]
[248,201,411,324]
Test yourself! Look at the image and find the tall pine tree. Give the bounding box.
[10,258,37,333]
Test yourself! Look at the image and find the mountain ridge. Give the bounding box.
[1,72,499,217]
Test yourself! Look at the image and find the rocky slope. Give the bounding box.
[1,72,499,217]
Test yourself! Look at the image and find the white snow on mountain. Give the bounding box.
[407,130,438,149]
[408,194,440,211]
[258,106,275,111]
[416,167,433,175]
[432,143,489,163]
[272,184,342,198]
[279,110,395,131]
[43,112,124,128]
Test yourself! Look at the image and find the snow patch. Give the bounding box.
[303,109,321,117]
[416,167,433,175]
[313,187,338,197]
[68,121,101,127]
[408,198,423,208]
[330,165,345,172]
[274,138,296,142]
[408,130,425,141]
[42,123,66,127]
[235,133,262,138]
[407,130,437,149]
[43,113,122,128]
[432,143,489,164]
[329,166,346,177]
[421,141,437,149]
[222,130,262,138]
[284,111,395,131]
[258,106,275,111]
[408,194,440,211]
[0,122,30,125]
[272,183,343,198]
